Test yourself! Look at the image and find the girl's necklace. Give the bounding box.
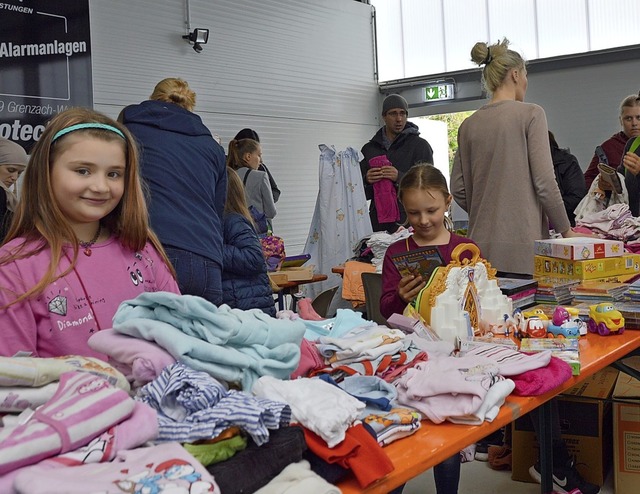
[79,225,102,257]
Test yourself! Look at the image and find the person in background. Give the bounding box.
[0,108,179,359]
[548,131,587,226]
[381,163,475,320]
[222,167,276,316]
[619,132,640,216]
[120,77,227,305]
[451,38,579,278]
[234,128,281,203]
[380,163,465,494]
[227,138,277,223]
[0,138,28,242]
[583,91,640,189]
[360,94,434,233]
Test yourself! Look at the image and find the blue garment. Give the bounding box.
[137,363,291,445]
[112,292,306,390]
[222,212,276,316]
[164,247,223,306]
[121,100,227,269]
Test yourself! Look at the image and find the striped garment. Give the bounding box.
[0,371,135,475]
[136,362,290,445]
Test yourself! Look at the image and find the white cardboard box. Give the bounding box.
[534,238,625,260]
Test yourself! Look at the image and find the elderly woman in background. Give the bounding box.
[0,137,28,242]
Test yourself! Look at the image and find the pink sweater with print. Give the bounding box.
[0,236,180,359]
[380,233,477,319]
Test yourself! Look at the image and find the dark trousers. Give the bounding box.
[165,247,223,306]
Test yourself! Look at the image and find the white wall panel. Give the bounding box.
[537,0,588,57]
[372,0,405,82]
[487,0,538,61]
[89,0,380,255]
[374,0,639,80]
[443,0,489,72]
[401,0,444,78]
[588,0,640,50]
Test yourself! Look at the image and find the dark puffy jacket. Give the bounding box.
[122,100,227,266]
[360,122,433,232]
[551,146,587,226]
[222,212,276,316]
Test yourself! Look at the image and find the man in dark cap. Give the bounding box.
[360,94,434,233]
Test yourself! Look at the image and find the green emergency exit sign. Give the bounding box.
[424,83,455,101]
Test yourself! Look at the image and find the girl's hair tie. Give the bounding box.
[52,123,126,143]
[482,48,492,65]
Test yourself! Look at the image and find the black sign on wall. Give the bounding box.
[0,0,92,152]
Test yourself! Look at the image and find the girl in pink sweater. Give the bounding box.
[0,108,179,359]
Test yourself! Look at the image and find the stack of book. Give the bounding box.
[496,277,538,310]
[611,302,640,329]
[520,338,580,375]
[624,277,640,302]
[569,280,629,304]
[534,278,579,305]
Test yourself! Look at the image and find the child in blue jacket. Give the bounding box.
[222,167,276,316]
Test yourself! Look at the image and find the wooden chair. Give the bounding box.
[311,285,339,318]
[361,272,387,326]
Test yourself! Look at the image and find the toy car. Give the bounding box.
[522,317,547,338]
[546,320,581,338]
[587,303,625,336]
[546,306,581,338]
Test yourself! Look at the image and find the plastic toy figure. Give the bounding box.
[588,303,625,336]
[523,317,547,338]
[545,306,581,338]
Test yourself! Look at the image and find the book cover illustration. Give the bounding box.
[391,246,444,281]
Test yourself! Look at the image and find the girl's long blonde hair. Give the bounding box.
[225,167,255,227]
[1,107,175,305]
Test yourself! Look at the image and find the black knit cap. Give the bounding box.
[234,128,260,141]
[382,94,408,115]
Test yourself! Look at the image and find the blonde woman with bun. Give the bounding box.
[121,78,227,305]
[451,38,579,278]
[452,40,598,494]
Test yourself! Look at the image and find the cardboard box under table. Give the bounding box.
[511,366,618,486]
[612,369,640,494]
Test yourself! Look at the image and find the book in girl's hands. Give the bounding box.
[391,246,444,281]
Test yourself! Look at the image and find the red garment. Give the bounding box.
[303,423,394,487]
[583,131,629,189]
[369,155,400,224]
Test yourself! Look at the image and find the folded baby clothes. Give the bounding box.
[0,355,130,391]
[13,442,220,494]
[0,371,134,475]
[87,328,175,387]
